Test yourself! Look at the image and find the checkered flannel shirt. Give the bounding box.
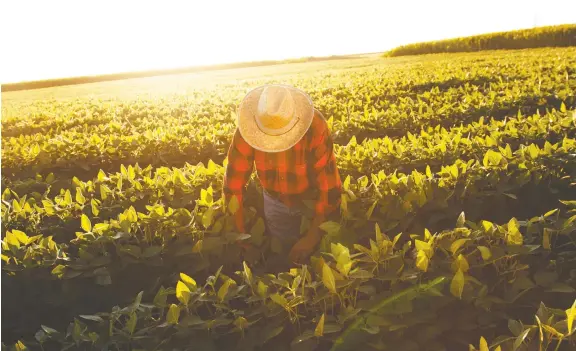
[223,110,342,218]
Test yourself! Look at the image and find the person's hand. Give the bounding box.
[289,233,321,264]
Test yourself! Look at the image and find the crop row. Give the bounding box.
[3,136,576,272]
[4,107,575,208]
[337,108,575,176]
[3,133,576,345]
[4,47,572,137]
[3,48,575,180]
[4,206,575,350]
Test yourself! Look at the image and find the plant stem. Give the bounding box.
[553,338,563,351]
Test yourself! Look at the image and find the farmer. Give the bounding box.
[223,84,342,264]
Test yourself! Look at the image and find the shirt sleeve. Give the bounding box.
[223,129,254,207]
[308,112,342,218]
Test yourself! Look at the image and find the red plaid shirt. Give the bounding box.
[224,110,342,218]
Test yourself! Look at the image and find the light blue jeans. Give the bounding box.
[263,190,302,251]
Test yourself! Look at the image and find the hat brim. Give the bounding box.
[237,84,314,153]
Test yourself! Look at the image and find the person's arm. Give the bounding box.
[223,129,254,233]
[289,114,342,262]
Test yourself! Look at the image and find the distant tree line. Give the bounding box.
[1,55,357,92]
[384,24,576,57]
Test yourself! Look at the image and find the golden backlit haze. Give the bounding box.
[1,0,575,84]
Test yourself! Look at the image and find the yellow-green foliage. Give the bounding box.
[2,47,576,351]
[384,24,576,57]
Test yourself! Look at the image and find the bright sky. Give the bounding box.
[1,0,575,84]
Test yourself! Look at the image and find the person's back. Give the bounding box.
[224,85,342,263]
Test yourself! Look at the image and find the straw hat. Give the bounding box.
[236,84,314,152]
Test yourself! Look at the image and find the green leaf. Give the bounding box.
[166,304,180,325]
[5,231,21,249]
[99,185,108,200]
[479,336,489,351]
[243,261,253,285]
[528,143,539,159]
[41,325,58,335]
[12,199,22,213]
[315,314,325,337]
[270,293,288,308]
[176,281,191,305]
[333,244,352,277]
[366,200,378,220]
[512,328,531,351]
[477,246,492,261]
[483,149,503,167]
[482,220,494,232]
[63,190,72,205]
[319,221,341,234]
[451,254,469,273]
[228,195,240,215]
[508,319,523,336]
[126,207,138,223]
[392,233,402,248]
[544,208,559,217]
[424,228,432,240]
[153,287,168,307]
[456,211,466,228]
[180,273,197,290]
[343,175,351,190]
[72,319,84,342]
[79,315,104,322]
[97,170,106,182]
[415,239,431,252]
[42,200,55,215]
[374,223,387,244]
[81,214,92,232]
[322,262,337,294]
[91,199,100,216]
[566,299,575,335]
[506,217,523,246]
[11,230,29,245]
[416,250,429,272]
[126,312,137,335]
[218,279,232,302]
[332,277,446,351]
[75,188,86,205]
[202,208,214,228]
[543,228,551,250]
[14,341,27,351]
[450,269,465,299]
[450,239,469,254]
[250,218,266,245]
[51,265,65,278]
[128,165,136,180]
